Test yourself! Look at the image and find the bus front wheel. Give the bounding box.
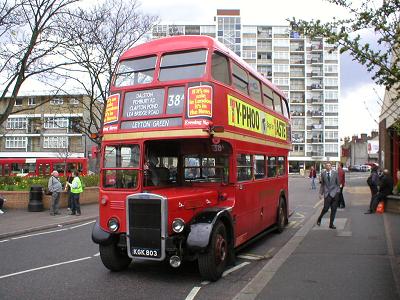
[198,221,228,281]
[99,243,132,271]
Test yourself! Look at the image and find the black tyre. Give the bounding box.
[99,243,132,271]
[276,198,287,233]
[198,221,228,281]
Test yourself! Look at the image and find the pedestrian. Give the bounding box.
[317,162,340,229]
[0,195,6,214]
[65,171,83,216]
[365,164,380,213]
[365,169,394,214]
[337,163,346,208]
[66,170,74,211]
[48,170,63,216]
[309,166,317,189]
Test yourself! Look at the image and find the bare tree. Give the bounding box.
[55,0,158,148]
[0,0,78,125]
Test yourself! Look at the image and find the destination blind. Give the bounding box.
[227,95,287,141]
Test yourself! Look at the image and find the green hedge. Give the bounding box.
[0,175,99,191]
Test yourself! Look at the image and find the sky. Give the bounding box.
[138,0,385,139]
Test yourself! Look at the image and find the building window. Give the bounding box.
[324,64,338,73]
[325,143,338,153]
[274,52,289,60]
[325,131,338,140]
[69,98,79,105]
[28,97,36,106]
[325,90,338,100]
[6,117,27,129]
[15,98,23,106]
[273,64,289,73]
[50,98,63,105]
[325,104,338,113]
[5,137,27,148]
[43,136,68,148]
[325,117,338,126]
[44,117,69,129]
[324,77,338,87]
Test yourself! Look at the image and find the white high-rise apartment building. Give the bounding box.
[151,9,340,172]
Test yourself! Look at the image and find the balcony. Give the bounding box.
[292,137,305,143]
[310,83,323,90]
[290,111,305,117]
[311,43,323,51]
[312,124,323,130]
[311,151,324,157]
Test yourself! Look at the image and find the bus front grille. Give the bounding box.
[126,195,166,260]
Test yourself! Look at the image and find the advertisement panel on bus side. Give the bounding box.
[227,95,287,141]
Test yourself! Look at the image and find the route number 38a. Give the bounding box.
[168,94,183,107]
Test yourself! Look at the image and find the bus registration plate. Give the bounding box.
[131,247,159,258]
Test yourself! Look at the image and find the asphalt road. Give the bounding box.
[0,172,369,300]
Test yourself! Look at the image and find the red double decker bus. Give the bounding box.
[0,157,87,177]
[92,36,291,281]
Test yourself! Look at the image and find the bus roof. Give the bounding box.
[120,35,286,100]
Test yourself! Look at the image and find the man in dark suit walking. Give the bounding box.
[317,162,341,229]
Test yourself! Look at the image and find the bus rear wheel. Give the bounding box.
[198,221,228,281]
[276,198,287,233]
[99,243,132,271]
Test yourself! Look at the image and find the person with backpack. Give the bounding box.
[65,171,83,216]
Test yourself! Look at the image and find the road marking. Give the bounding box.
[313,199,323,208]
[222,262,250,277]
[93,252,100,257]
[0,257,92,280]
[264,247,275,258]
[11,228,69,240]
[184,287,201,300]
[238,254,263,261]
[70,220,96,229]
[201,281,210,285]
[4,221,95,242]
[293,212,305,219]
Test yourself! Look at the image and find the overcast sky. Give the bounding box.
[139,0,384,139]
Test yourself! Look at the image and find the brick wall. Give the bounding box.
[2,187,99,209]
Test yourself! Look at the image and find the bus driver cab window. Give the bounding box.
[144,154,170,186]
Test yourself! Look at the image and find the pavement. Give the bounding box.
[1,186,400,299]
[0,203,99,239]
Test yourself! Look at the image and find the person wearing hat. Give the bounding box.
[48,170,63,216]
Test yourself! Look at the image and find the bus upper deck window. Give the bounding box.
[114,56,156,87]
[211,52,230,85]
[249,75,262,103]
[232,63,249,95]
[159,49,207,82]
[273,92,282,115]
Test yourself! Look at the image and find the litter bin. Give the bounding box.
[28,185,44,212]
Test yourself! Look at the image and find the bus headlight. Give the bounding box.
[172,218,185,233]
[107,217,119,232]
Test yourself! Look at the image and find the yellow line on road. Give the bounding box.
[313,199,323,209]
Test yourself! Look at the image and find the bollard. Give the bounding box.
[28,185,44,212]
